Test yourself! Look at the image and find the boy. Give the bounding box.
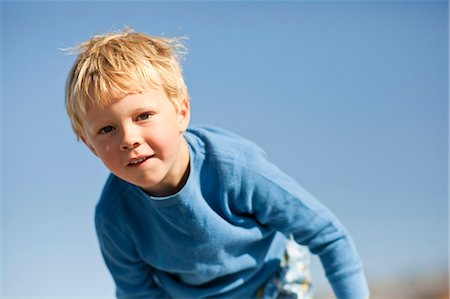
[65,29,369,299]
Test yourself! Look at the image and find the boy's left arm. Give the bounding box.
[238,162,370,299]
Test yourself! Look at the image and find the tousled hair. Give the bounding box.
[65,28,188,140]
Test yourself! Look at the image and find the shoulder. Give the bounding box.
[95,174,133,231]
[184,125,284,202]
[185,125,268,166]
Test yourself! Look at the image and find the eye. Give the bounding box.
[98,126,114,135]
[137,112,152,121]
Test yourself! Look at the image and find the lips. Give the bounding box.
[127,155,153,167]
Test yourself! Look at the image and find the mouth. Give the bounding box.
[127,155,153,167]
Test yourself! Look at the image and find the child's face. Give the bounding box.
[82,87,190,196]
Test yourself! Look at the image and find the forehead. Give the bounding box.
[85,87,172,116]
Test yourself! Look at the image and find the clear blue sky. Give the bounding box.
[1,1,448,297]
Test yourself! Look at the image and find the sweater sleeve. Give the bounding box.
[236,156,370,299]
[96,220,167,299]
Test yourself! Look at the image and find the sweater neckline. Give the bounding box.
[131,132,201,207]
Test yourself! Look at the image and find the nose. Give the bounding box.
[120,126,142,151]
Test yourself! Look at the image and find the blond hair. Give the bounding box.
[65,28,188,140]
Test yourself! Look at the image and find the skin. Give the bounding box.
[81,87,190,197]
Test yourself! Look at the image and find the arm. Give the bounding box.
[238,160,370,299]
[97,221,167,299]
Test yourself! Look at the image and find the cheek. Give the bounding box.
[96,144,117,165]
[144,130,178,155]
[153,128,178,147]
[94,137,115,154]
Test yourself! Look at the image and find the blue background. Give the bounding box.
[1,1,448,298]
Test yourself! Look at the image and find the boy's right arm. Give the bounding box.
[97,223,167,299]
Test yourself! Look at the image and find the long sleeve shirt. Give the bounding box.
[95,125,369,299]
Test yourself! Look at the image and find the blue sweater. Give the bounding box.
[95,125,369,299]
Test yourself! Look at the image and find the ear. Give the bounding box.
[177,97,190,133]
[80,135,98,157]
